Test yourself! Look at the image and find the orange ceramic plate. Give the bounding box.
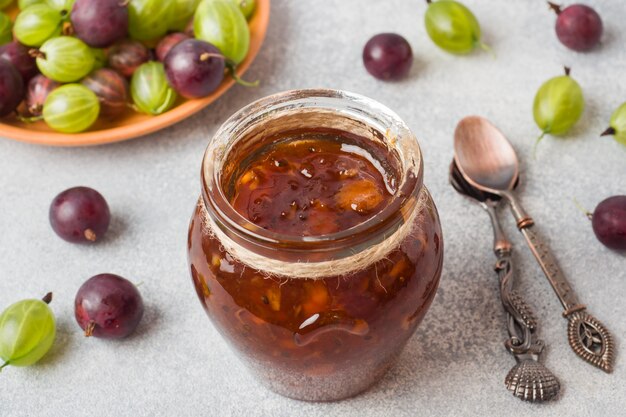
[0,0,270,147]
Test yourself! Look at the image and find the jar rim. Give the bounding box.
[201,89,424,258]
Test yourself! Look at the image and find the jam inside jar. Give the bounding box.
[229,131,399,236]
[188,89,444,401]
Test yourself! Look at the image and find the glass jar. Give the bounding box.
[187,89,443,401]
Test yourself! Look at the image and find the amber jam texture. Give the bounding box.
[187,90,443,401]
[230,132,398,236]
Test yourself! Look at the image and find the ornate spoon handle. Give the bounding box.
[495,255,534,354]
[485,203,559,402]
[504,192,615,373]
[519,225,582,310]
[484,203,537,344]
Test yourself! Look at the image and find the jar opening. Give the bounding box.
[201,89,423,261]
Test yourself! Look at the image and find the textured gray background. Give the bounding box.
[1,1,625,416]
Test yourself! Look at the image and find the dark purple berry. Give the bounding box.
[0,60,24,118]
[75,274,144,339]
[108,40,151,78]
[550,2,603,51]
[0,41,38,82]
[156,32,190,62]
[164,39,225,99]
[26,74,60,117]
[71,0,129,48]
[81,68,129,118]
[591,196,626,251]
[49,186,111,244]
[363,33,413,81]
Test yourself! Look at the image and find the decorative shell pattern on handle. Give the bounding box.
[505,360,561,403]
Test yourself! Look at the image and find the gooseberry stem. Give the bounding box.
[564,66,571,76]
[17,115,44,123]
[42,292,53,304]
[127,103,140,112]
[573,198,593,220]
[547,2,562,14]
[62,21,74,36]
[0,361,9,372]
[28,49,46,60]
[199,52,224,62]
[225,62,259,87]
[533,132,546,159]
[84,229,97,242]
[479,42,496,58]
[28,104,43,116]
[85,321,96,337]
[601,127,616,136]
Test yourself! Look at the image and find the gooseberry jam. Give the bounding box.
[188,90,443,401]
[229,132,397,235]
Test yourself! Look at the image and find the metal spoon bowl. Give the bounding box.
[453,115,519,194]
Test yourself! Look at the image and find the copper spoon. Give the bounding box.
[450,161,560,402]
[453,115,615,373]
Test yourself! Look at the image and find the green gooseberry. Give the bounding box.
[36,36,95,82]
[131,62,178,115]
[424,0,488,54]
[45,0,74,13]
[170,0,201,31]
[13,4,63,47]
[194,0,250,64]
[0,11,11,46]
[0,293,56,371]
[91,47,106,71]
[533,67,584,148]
[18,0,45,10]
[601,102,626,146]
[128,0,174,41]
[232,0,255,20]
[43,84,100,133]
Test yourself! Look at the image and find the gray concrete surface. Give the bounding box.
[1,1,625,416]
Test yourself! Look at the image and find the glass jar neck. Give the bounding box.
[201,89,424,263]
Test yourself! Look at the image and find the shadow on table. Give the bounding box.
[37,316,75,367]
[123,300,162,342]
[99,211,128,245]
[357,265,508,400]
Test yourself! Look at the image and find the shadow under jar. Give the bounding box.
[187,89,444,401]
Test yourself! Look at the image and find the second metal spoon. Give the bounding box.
[450,161,560,402]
